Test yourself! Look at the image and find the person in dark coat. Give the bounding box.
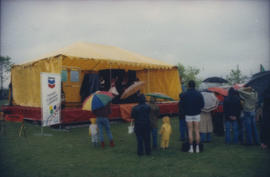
[212,93,225,137]
[261,85,270,149]
[182,80,204,153]
[223,88,242,144]
[131,94,151,156]
[178,93,187,141]
[149,97,160,149]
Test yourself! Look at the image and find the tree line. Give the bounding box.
[177,62,250,89]
[0,56,13,98]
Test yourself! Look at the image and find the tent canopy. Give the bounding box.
[20,42,173,70]
[11,42,181,107]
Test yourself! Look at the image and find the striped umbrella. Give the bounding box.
[82,91,113,111]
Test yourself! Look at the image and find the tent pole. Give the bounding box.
[110,63,112,86]
[147,69,150,93]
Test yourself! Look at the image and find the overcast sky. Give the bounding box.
[1,0,269,80]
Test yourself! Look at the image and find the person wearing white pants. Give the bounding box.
[181,80,204,153]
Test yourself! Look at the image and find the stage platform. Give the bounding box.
[2,102,179,124]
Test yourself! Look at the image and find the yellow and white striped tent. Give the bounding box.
[11,42,182,107]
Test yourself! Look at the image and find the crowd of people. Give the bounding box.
[88,80,270,156]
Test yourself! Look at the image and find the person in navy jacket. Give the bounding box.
[223,87,242,144]
[131,94,151,156]
[181,80,204,153]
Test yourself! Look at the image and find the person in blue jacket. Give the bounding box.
[182,80,204,153]
[131,94,151,156]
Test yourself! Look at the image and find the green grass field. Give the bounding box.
[0,117,269,177]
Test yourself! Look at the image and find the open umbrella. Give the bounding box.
[203,77,228,83]
[208,87,228,96]
[120,81,145,99]
[82,91,113,111]
[145,92,174,101]
[245,71,270,104]
[201,92,219,112]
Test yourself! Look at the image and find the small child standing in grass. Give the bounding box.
[89,118,98,147]
[159,116,172,149]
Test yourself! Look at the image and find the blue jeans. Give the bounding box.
[225,120,238,144]
[151,128,158,148]
[97,117,113,142]
[243,111,259,145]
[179,119,187,141]
[200,133,211,143]
[136,127,151,155]
[238,117,244,144]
